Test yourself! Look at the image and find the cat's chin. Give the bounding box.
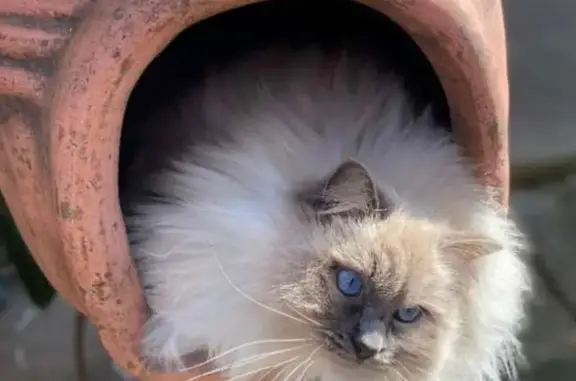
[302,348,417,381]
[320,347,392,371]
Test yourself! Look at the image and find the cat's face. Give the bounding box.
[276,160,499,381]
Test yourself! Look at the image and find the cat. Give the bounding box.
[126,48,531,381]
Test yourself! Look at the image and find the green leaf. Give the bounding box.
[0,193,56,309]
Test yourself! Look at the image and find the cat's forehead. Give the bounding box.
[325,213,445,265]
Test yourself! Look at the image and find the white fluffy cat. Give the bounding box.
[127,49,531,381]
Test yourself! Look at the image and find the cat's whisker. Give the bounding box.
[283,346,322,381]
[184,354,293,381]
[254,365,279,381]
[295,359,315,381]
[210,248,312,326]
[281,358,309,381]
[210,365,276,381]
[390,368,409,381]
[268,365,290,381]
[254,353,309,381]
[403,361,426,375]
[224,356,301,381]
[284,304,322,327]
[137,237,197,258]
[391,362,411,381]
[181,340,311,372]
[232,344,313,369]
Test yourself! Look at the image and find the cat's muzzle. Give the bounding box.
[322,329,385,364]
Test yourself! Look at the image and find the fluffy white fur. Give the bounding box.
[128,50,531,381]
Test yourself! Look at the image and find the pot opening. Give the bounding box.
[118,0,450,205]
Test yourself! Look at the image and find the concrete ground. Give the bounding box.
[2,0,576,380]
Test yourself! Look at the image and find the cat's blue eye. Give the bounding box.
[393,306,423,323]
[336,269,363,296]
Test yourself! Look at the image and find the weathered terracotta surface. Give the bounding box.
[0,0,510,379]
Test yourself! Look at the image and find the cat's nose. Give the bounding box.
[350,335,378,361]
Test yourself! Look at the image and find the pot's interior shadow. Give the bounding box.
[118,0,450,202]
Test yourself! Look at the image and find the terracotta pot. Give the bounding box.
[0,0,509,380]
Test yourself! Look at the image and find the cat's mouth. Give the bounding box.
[319,330,389,367]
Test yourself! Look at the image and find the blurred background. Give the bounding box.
[1,0,576,380]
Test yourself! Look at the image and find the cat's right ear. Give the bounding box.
[442,231,503,262]
[310,159,389,221]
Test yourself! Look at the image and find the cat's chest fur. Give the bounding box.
[125,49,530,381]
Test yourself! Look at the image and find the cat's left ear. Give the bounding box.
[442,231,503,261]
[312,159,388,220]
